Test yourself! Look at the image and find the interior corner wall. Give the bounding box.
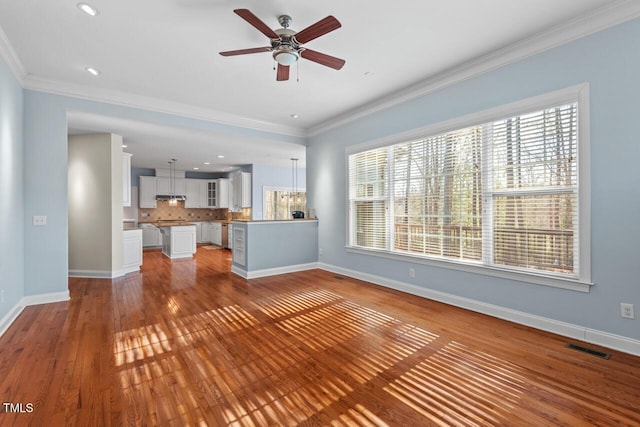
[307,17,640,344]
[68,134,119,273]
[110,134,123,271]
[0,51,24,320]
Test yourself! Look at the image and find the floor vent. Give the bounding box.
[565,343,611,359]
[333,275,345,280]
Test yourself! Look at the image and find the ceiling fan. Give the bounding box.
[219,9,345,81]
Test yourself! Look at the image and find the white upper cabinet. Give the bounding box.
[230,172,251,211]
[206,180,217,208]
[157,177,185,196]
[139,176,157,208]
[217,178,229,208]
[186,178,228,208]
[185,179,203,208]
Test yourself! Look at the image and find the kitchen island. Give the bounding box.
[156,223,197,259]
[231,219,318,279]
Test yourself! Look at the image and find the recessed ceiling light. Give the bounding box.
[217,155,225,159]
[85,67,100,76]
[290,114,299,119]
[122,144,127,148]
[204,162,211,165]
[193,167,199,170]
[77,3,98,16]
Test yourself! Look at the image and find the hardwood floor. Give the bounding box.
[1,247,639,426]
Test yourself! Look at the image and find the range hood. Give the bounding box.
[156,194,186,201]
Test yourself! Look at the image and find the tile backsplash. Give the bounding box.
[138,200,250,222]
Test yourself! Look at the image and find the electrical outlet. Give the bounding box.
[409,268,415,278]
[32,215,47,226]
[621,303,635,319]
[319,248,323,256]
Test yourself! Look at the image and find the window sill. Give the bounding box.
[345,246,593,293]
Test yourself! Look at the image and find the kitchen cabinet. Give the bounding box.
[185,179,203,208]
[157,177,185,196]
[123,153,132,207]
[139,176,157,208]
[159,225,196,259]
[201,222,212,243]
[142,224,162,247]
[122,229,143,273]
[217,179,229,208]
[230,172,251,211]
[205,179,229,208]
[206,180,217,208]
[211,222,222,246]
[192,222,206,243]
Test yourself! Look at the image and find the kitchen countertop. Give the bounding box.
[232,219,318,223]
[142,221,197,227]
[139,219,233,225]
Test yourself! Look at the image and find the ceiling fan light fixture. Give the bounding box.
[273,48,299,66]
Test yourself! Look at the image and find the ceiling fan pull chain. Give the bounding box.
[296,61,299,82]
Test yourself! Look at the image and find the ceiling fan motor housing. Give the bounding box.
[273,27,300,65]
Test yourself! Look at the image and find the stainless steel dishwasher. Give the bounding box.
[221,223,229,249]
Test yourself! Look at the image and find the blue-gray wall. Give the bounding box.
[232,221,318,272]
[307,18,640,341]
[0,54,24,320]
[21,91,304,298]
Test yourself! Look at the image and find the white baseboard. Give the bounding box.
[0,290,70,338]
[0,302,26,337]
[69,269,113,278]
[231,262,319,279]
[22,291,70,306]
[69,268,139,279]
[318,262,640,357]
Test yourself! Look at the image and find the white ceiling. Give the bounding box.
[0,0,634,172]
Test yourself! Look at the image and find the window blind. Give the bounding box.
[349,149,388,250]
[347,98,581,280]
[488,104,578,275]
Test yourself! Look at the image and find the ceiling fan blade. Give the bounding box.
[234,9,279,39]
[300,49,345,70]
[294,16,341,44]
[276,64,290,81]
[219,47,271,56]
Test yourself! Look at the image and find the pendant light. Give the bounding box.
[169,159,177,206]
[291,158,298,216]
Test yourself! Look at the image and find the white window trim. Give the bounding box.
[345,84,592,293]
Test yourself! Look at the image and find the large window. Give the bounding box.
[347,87,590,289]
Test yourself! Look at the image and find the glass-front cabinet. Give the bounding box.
[206,179,229,208]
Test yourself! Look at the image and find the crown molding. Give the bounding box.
[307,0,640,137]
[0,25,26,83]
[4,2,640,140]
[22,75,307,138]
